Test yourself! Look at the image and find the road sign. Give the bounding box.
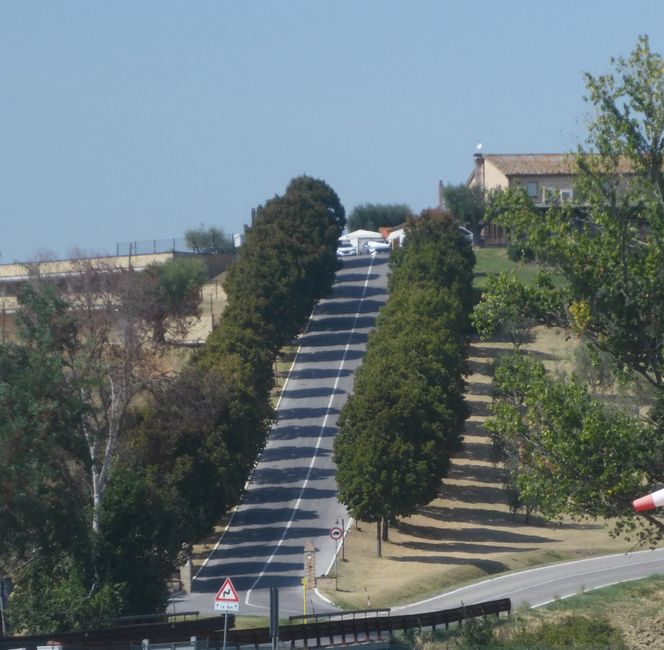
[329,526,343,541]
[214,577,240,612]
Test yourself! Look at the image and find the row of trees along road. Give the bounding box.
[0,176,344,634]
[472,35,664,543]
[334,210,475,557]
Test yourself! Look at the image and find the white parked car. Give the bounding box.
[459,226,474,244]
[362,239,391,254]
[336,239,357,256]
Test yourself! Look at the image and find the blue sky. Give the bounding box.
[2,1,664,262]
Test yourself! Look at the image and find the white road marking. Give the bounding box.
[245,258,376,607]
[391,549,664,612]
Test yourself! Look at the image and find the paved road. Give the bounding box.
[172,254,390,618]
[393,548,664,615]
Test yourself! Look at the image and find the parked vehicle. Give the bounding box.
[336,239,357,256]
[459,226,474,244]
[362,240,391,254]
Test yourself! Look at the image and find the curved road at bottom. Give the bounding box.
[391,548,664,615]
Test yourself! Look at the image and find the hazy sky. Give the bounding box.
[2,1,664,262]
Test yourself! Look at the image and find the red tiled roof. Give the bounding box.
[483,153,633,176]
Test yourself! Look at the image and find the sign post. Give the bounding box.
[301,577,307,622]
[329,527,342,591]
[214,577,239,650]
[269,587,279,650]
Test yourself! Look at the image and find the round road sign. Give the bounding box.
[329,526,343,541]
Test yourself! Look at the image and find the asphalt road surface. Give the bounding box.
[394,548,664,615]
[173,253,390,618]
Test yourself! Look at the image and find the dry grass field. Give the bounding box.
[318,327,640,610]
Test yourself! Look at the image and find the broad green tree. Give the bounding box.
[132,366,272,541]
[487,352,659,537]
[335,210,473,555]
[474,37,664,537]
[0,286,88,568]
[185,224,234,253]
[202,175,345,383]
[442,184,486,241]
[1,261,207,631]
[347,203,412,232]
[140,256,207,342]
[390,209,476,319]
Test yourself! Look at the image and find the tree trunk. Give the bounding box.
[376,520,382,558]
[382,516,389,542]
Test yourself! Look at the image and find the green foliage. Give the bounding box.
[97,467,182,616]
[472,271,564,345]
[185,224,234,253]
[201,175,345,387]
[132,366,272,541]
[442,184,486,240]
[487,351,656,535]
[152,257,207,306]
[505,614,626,648]
[0,286,89,565]
[1,267,218,632]
[390,210,476,320]
[335,210,473,547]
[474,36,664,541]
[140,256,207,342]
[6,553,123,634]
[457,616,497,648]
[493,37,664,390]
[19,175,343,630]
[506,240,534,263]
[347,203,411,232]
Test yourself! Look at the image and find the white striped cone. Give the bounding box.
[633,487,664,512]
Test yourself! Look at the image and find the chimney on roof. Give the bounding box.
[473,152,485,189]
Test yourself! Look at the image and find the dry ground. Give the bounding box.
[319,327,643,610]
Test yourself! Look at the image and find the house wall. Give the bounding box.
[508,175,574,203]
[482,160,510,190]
[468,158,575,199]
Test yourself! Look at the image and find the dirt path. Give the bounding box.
[322,330,631,610]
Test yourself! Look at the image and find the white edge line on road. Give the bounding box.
[391,548,664,612]
[244,257,376,607]
[192,303,319,581]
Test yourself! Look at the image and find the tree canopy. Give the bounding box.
[347,203,412,232]
[334,209,473,555]
[0,174,347,632]
[200,175,345,379]
[474,35,664,539]
[441,184,486,240]
[185,224,234,253]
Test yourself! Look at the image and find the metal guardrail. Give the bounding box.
[288,608,390,625]
[0,599,511,650]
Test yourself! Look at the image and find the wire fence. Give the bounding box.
[115,239,190,256]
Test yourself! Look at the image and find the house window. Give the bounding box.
[560,189,574,202]
[527,181,538,199]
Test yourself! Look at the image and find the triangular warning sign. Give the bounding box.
[215,577,239,603]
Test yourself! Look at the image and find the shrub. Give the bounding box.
[506,614,626,648]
